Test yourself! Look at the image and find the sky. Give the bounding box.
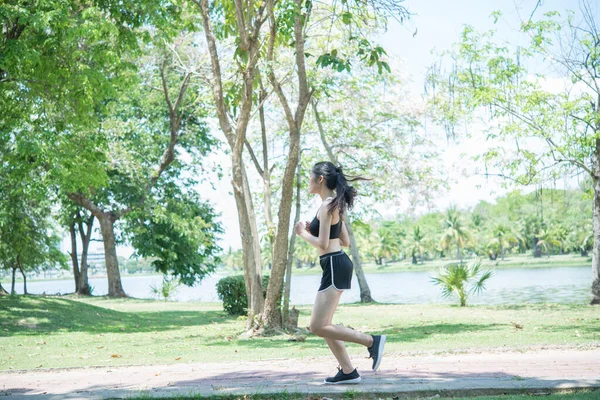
[196,0,582,252]
[63,0,586,257]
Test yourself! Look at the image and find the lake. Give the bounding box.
[5,266,593,305]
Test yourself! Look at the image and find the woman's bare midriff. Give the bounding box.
[316,215,342,256]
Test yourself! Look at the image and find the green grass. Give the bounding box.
[123,388,600,399]
[1,295,599,371]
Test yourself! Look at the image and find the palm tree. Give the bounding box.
[378,226,402,265]
[440,206,471,262]
[294,240,315,268]
[580,234,593,257]
[405,225,428,264]
[222,247,243,270]
[535,227,562,258]
[431,259,494,307]
[489,222,525,260]
[355,228,385,265]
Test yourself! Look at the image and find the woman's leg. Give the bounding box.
[319,287,354,373]
[310,286,374,363]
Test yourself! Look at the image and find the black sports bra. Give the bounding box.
[309,204,342,239]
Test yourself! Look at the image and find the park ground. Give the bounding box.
[0,294,599,399]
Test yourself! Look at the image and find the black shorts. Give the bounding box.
[318,250,353,292]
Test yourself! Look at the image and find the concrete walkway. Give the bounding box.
[1,348,599,399]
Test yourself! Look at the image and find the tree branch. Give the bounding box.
[193,0,235,144]
[245,139,264,176]
[312,99,337,163]
[234,0,250,50]
[68,193,106,220]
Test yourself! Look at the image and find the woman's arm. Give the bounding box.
[294,200,333,250]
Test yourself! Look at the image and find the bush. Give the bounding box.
[216,275,270,315]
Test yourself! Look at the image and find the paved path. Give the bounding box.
[1,348,599,399]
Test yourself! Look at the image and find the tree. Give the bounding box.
[0,160,67,295]
[283,156,303,327]
[127,183,222,286]
[1,1,202,297]
[488,222,524,260]
[191,0,268,330]
[310,56,444,300]
[66,45,209,296]
[431,260,494,307]
[440,206,471,261]
[406,225,429,264]
[259,0,414,329]
[222,247,244,271]
[62,206,95,295]
[427,1,600,304]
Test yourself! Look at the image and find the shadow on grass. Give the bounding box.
[0,295,233,337]
[199,322,499,351]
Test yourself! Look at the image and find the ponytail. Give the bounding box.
[311,162,369,217]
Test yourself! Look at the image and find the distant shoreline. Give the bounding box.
[1,255,591,284]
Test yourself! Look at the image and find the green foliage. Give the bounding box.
[216,275,270,315]
[118,257,156,274]
[150,276,180,302]
[216,276,247,315]
[220,247,244,270]
[351,188,591,263]
[431,260,494,306]
[127,184,223,286]
[439,206,471,260]
[315,49,352,72]
[0,135,67,278]
[426,5,600,187]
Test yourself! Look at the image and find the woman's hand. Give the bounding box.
[294,221,307,236]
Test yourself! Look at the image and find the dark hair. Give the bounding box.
[311,161,370,216]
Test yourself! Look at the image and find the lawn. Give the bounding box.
[1,295,598,371]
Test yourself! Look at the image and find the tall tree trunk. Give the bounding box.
[77,214,94,295]
[261,0,311,331]
[241,162,264,329]
[283,160,302,327]
[591,139,600,305]
[262,126,301,330]
[258,80,276,251]
[11,266,16,295]
[241,80,274,329]
[69,221,80,293]
[345,220,374,302]
[312,99,373,302]
[97,213,126,297]
[19,267,27,295]
[0,282,7,295]
[195,0,265,329]
[499,239,505,261]
[231,157,263,331]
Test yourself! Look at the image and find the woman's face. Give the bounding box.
[308,172,322,194]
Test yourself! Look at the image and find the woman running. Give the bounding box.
[294,161,386,384]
